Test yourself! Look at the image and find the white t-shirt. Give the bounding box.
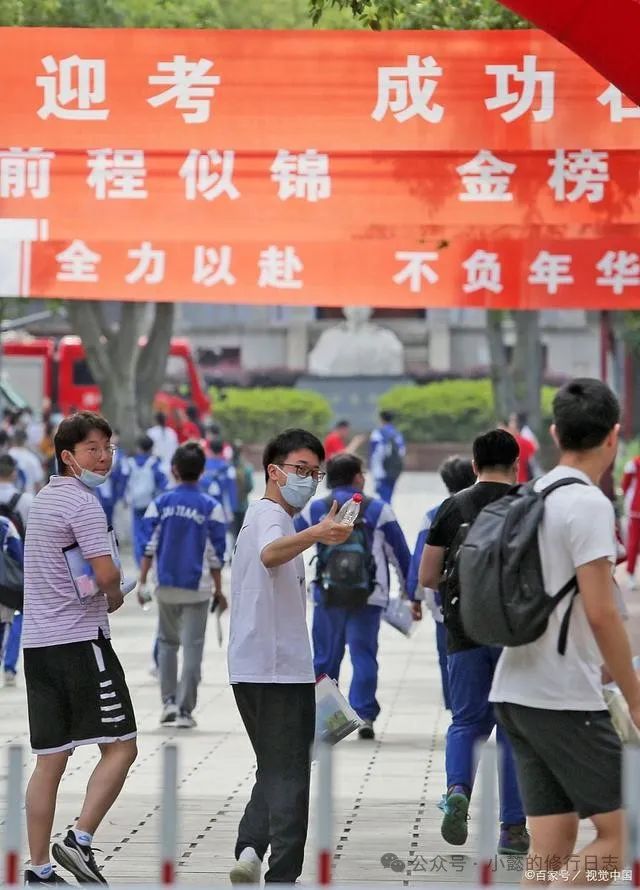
[10,446,44,495]
[490,466,617,711]
[228,499,314,684]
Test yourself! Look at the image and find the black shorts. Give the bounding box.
[495,701,622,819]
[24,631,137,755]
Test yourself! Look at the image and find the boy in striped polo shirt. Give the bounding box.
[22,412,137,886]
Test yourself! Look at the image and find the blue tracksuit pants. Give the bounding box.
[446,645,524,826]
[312,603,382,722]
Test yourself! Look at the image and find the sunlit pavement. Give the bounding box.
[0,471,636,884]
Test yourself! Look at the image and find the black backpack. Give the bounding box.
[439,496,482,640]
[458,478,588,655]
[316,496,378,609]
[0,496,25,612]
[382,436,404,481]
[0,494,26,541]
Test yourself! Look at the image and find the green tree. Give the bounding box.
[0,0,356,449]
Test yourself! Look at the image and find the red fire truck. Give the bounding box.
[1,336,209,420]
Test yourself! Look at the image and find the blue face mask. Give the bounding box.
[276,468,318,511]
[68,455,112,490]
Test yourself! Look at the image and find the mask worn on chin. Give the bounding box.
[67,454,112,490]
[276,468,318,511]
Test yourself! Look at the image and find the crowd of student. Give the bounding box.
[2,378,639,887]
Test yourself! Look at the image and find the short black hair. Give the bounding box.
[209,438,224,456]
[13,429,27,446]
[137,434,154,453]
[473,429,519,472]
[186,404,199,422]
[336,420,350,429]
[154,411,167,427]
[262,428,324,482]
[553,378,620,451]
[439,456,476,494]
[380,411,394,423]
[55,411,113,470]
[172,443,206,482]
[0,454,17,479]
[327,453,363,489]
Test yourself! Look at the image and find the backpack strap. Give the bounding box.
[540,477,589,498]
[549,576,579,656]
[7,493,22,513]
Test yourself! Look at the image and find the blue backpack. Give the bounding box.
[316,496,378,609]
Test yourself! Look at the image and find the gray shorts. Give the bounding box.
[494,702,622,819]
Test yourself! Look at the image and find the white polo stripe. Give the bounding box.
[91,643,106,673]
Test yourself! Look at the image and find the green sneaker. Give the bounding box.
[498,823,530,855]
[440,788,470,846]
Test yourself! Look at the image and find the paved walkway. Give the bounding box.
[0,472,634,885]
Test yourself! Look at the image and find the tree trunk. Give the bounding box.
[486,310,515,422]
[66,300,174,452]
[512,310,543,435]
[136,303,175,430]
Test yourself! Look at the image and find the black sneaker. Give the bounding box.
[52,831,108,884]
[358,720,375,740]
[25,869,71,885]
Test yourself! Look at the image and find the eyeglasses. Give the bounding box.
[278,463,326,483]
[76,445,117,458]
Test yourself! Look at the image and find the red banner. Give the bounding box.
[1,27,639,307]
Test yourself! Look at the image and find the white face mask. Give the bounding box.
[67,454,112,490]
[275,467,318,511]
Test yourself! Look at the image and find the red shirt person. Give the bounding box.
[323,421,352,461]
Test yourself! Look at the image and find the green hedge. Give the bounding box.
[212,388,332,443]
[379,380,558,443]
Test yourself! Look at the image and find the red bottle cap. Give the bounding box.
[352,493,363,503]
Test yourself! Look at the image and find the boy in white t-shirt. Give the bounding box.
[491,379,640,882]
[228,428,351,886]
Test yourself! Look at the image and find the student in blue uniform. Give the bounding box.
[126,435,167,566]
[295,452,411,741]
[201,438,237,529]
[139,443,226,728]
[368,411,406,504]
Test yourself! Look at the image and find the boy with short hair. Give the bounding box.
[492,379,640,881]
[139,443,226,728]
[22,411,137,886]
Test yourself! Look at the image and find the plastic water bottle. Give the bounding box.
[336,493,363,527]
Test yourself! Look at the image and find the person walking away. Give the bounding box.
[420,429,529,855]
[504,415,538,483]
[228,429,351,885]
[138,443,227,729]
[21,411,136,886]
[126,435,167,566]
[407,456,476,712]
[10,429,45,495]
[491,379,640,882]
[323,420,366,462]
[202,438,238,529]
[231,442,254,539]
[177,404,204,443]
[621,451,640,589]
[147,411,179,478]
[0,514,24,687]
[369,411,405,504]
[295,452,411,740]
[0,454,33,687]
[95,436,127,528]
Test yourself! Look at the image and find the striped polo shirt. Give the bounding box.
[23,475,113,649]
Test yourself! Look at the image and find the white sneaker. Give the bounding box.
[230,849,261,885]
[175,712,197,729]
[3,671,16,687]
[629,576,639,591]
[160,702,178,725]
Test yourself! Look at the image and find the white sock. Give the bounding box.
[30,863,53,879]
[72,828,93,847]
[238,847,261,864]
